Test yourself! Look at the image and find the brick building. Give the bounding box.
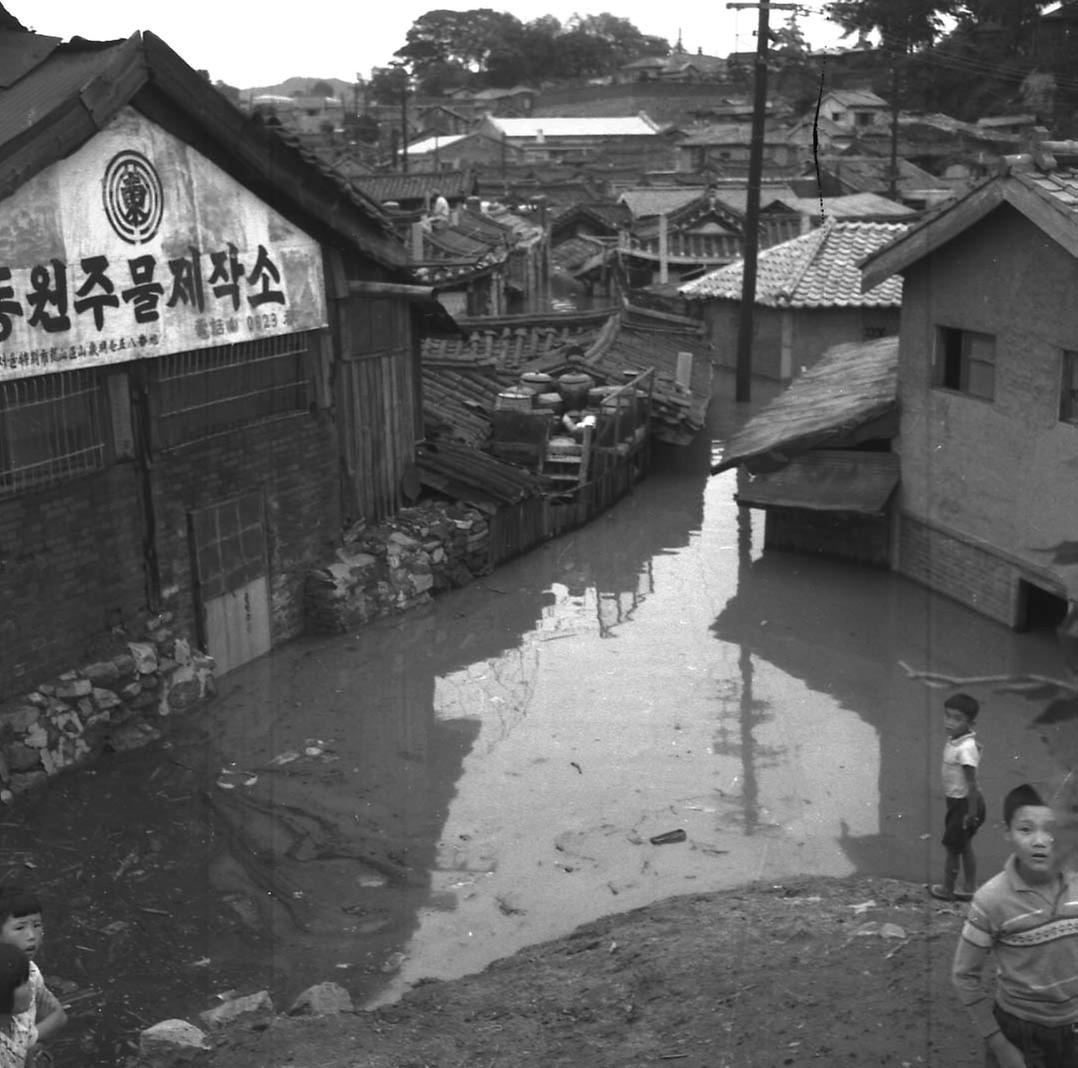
[0,28,425,691]
[861,164,1078,628]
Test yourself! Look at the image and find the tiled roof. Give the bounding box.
[786,192,918,219]
[825,89,888,108]
[714,336,899,472]
[679,220,907,307]
[816,156,951,196]
[551,201,631,233]
[486,116,661,138]
[422,367,502,447]
[677,123,787,147]
[620,187,702,219]
[551,235,609,273]
[421,307,713,446]
[1013,167,1078,213]
[349,170,477,204]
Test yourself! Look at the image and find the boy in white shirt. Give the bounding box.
[930,692,986,901]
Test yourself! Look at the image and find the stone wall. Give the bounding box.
[305,500,491,633]
[0,612,214,799]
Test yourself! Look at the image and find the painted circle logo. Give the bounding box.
[102,150,163,244]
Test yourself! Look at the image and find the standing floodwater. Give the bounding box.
[5,370,1068,1063]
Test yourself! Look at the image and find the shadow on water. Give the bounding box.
[6,430,711,1064]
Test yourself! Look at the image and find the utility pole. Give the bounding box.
[727,2,798,403]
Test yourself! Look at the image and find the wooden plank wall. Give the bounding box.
[335,294,417,523]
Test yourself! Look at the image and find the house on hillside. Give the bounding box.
[675,124,798,174]
[0,27,441,694]
[415,103,473,138]
[680,220,906,380]
[404,132,523,172]
[858,161,1078,629]
[477,115,663,164]
[816,89,890,134]
[616,50,727,83]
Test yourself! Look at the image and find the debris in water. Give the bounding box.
[570,761,582,774]
[649,829,687,845]
[269,751,300,766]
[189,957,211,968]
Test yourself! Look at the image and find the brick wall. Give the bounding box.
[897,513,1016,625]
[898,204,1078,608]
[152,409,340,646]
[0,464,146,697]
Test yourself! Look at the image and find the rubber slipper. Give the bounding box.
[928,884,955,901]
[953,889,974,901]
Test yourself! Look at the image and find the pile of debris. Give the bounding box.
[305,501,492,633]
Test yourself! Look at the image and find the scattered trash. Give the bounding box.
[268,751,300,766]
[851,900,877,914]
[649,829,687,845]
[853,921,880,937]
[189,957,211,968]
[214,989,239,1003]
[919,833,931,840]
[880,923,906,940]
[569,761,582,774]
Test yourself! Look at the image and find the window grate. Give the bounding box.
[157,332,312,448]
[0,371,105,496]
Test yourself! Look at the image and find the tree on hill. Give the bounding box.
[826,0,958,52]
[309,80,336,98]
[392,8,670,92]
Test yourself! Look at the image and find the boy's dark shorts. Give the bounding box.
[986,1004,1078,1068]
[943,795,987,853]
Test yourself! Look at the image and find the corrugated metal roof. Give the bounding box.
[713,336,899,472]
[679,220,907,307]
[404,133,470,156]
[487,116,660,138]
[735,450,899,514]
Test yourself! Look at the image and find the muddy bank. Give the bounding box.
[189,874,979,1067]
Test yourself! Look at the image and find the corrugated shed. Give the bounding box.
[713,336,899,473]
[679,220,906,307]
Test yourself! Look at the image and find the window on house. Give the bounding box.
[830,110,846,122]
[1061,350,1078,424]
[855,111,874,127]
[156,331,311,448]
[0,370,105,496]
[936,327,996,400]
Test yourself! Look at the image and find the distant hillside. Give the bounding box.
[242,76,355,99]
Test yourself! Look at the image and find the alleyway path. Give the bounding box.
[12,371,1068,1063]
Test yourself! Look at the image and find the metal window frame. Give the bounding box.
[155,331,312,449]
[0,370,105,496]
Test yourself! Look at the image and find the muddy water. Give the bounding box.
[11,369,1071,1062]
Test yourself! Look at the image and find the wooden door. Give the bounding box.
[189,493,271,674]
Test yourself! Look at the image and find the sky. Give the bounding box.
[12,2,853,91]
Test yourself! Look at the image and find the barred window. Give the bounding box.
[156,332,311,448]
[0,371,105,496]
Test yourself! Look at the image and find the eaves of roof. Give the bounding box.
[0,31,408,273]
[860,170,1078,290]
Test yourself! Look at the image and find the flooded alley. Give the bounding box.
[8,371,1070,1064]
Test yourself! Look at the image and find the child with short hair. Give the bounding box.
[0,889,65,1056]
[0,942,36,1066]
[953,784,1078,1068]
[930,692,986,901]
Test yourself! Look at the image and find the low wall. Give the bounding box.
[0,612,215,798]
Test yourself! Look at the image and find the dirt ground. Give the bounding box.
[197,875,983,1068]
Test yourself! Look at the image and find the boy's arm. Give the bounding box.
[962,765,981,826]
[953,921,1026,1066]
[34,984,67,1042]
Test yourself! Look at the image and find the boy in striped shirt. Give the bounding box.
[953,784,1078,1068]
